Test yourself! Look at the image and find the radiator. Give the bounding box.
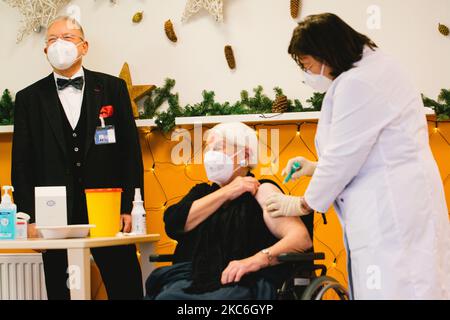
[0,254,47,300]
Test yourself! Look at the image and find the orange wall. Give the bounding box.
[1,120,449,288]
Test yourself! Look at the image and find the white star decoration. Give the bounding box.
[182,0,224,23]
[4,0,71,43]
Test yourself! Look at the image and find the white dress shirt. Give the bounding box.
[54,67,85,130]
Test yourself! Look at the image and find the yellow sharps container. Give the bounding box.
[85,188,122,237]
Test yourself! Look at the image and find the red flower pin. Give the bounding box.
[100,105,114,118]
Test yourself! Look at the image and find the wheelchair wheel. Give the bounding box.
[301,276,349,300]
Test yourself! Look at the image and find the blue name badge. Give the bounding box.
[94,125,116,145]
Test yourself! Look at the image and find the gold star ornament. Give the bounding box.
[119,62,155,118]
[4,0,71,43]
[182,0,224,23]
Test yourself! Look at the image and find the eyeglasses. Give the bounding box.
[46,34,84,45]
[293,55,317,73]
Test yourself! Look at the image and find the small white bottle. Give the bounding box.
[16,212,31,240]
[131,188,147,235]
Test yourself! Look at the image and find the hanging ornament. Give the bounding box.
[164,20,178,42]
[119,63,155,118]
[272,95,289,113]
[132,11,144,23]
[182,0,224,23]
[224,45,236,70]
[290,0,301,19]
[4,0,71,43]
[438,23,449,36]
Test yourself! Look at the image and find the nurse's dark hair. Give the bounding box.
[288,13,377,78]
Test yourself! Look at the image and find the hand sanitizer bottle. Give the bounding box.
[0,186,17,240]
[131,188,147,235]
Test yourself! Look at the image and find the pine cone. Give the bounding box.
[439,23,449,36]
[165,20,178,42]
[272,95,289,113]
[132,11,144,23]
[224,45,236,69]
[290,0,301,19]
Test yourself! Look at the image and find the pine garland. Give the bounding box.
[423,89,450,121]
[0,89,14,125]
[141,79,176,119]
[2,84,448,131]
[306,92,325,112]
[140,79,324,133]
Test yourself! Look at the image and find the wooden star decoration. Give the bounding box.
[4,0,71,43]
[119,62,155,118]
[182,0,224,23]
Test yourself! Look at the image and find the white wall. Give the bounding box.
[1,0,449,107]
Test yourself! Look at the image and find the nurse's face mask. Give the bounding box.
[302,64,333,93]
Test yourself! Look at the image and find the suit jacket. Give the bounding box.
[11,68,144,223]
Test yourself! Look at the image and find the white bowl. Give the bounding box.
[36,225,96,239]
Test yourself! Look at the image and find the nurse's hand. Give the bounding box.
[266,194,312,217]
[282,157,317,180]
[121,214,132,233]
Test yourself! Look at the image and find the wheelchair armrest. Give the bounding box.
[149,254,175,263]
[277,252,325,263]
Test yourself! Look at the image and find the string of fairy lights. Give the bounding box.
[139,118,450,283]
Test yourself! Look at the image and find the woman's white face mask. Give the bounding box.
[47,39,83,71]
[302,64,333,93]
[204,150,247,186]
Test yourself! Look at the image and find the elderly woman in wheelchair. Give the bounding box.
[145,122,347,300]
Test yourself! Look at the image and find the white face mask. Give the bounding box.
[204,150,247,186]
[47,39,83,71]
[302,64,333,93]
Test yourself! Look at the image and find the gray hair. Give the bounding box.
[207,122,259,169]
[47,16,85,38]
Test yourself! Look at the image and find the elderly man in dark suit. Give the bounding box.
[11,16,144,300]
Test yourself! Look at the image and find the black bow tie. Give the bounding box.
[57,76,84,91]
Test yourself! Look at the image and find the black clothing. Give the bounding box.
[164,178,290,294]
[11,68,144,299]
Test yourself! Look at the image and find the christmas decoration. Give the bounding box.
[272,88,289,113]
[142,79,177,119]
[119,63,155,118]
[0,89,14,125]
[4,0,71,42]
[132,11,143,23]
[182,0,224,23]
[306,92,325,112]
[139,79,321,133]
[423,89,450,121]
[438,23,449,36]
[290,0,301,19]
[164,20,178,43]
[224,45,236,69]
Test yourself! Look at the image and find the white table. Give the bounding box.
[0,234,160,300]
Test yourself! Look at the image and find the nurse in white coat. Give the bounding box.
[266,13,450,300]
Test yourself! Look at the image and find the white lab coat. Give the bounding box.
[304,47,450,300]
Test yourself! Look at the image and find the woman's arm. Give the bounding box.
[258,183,313,258]
[183,187,229,232]
[185,176,260,232]
[221,183,313,285]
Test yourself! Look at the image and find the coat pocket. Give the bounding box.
[341,189,379,252]
[346,225,372,252]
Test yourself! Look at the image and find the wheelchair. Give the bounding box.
[149,250,349,300]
